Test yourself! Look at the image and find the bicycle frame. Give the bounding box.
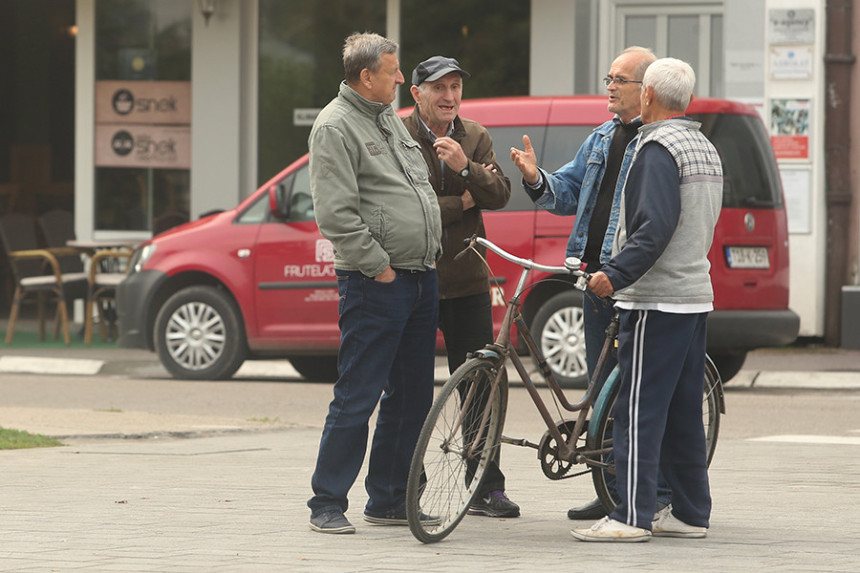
[465,236,610,467]
[406,236,725,543]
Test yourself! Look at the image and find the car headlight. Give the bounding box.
[129,243,156,273]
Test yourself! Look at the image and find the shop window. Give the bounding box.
[257,0,386,185]
[94,0,191,232]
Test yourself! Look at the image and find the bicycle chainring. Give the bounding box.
[538,419,586,480]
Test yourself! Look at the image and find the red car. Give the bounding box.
[117,96,799,386]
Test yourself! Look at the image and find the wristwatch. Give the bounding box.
[459,166,470,178]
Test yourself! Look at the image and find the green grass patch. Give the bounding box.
[0,427,64,450]
[248,416,280,424]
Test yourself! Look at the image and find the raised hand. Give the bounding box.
[510,135,539,185]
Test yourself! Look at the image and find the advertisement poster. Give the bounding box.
[770,98,810,160]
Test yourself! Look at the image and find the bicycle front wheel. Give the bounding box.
[405,358,508,543]
[589,363,721,513]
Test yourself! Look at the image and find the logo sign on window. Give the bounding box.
[95,81,191,125]
[95,125,191,169]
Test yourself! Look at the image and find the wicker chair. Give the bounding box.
[0,213,88,344]
[37,209,131,344]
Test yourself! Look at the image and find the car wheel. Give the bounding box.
[531,290,588,389]
[288,355,339,383]
[154,286,247,380]
[709,351,747,383]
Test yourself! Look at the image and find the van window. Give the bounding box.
[486,126,546,212]
[541,125,597,173]
[692,113,783,209]
[287,164,315,222]
[236,188,271,224]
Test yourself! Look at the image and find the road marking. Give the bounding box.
[0,356,103,376]
[749,434,860,446]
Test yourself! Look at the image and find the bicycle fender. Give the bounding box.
[471,348,503,361]
[587,366,620,441]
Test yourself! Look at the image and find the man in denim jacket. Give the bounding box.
[510,46,662,521]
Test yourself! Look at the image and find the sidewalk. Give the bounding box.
[2,322,860,571]
[2,393,859,571]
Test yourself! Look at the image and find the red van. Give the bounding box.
[117,96,799,386]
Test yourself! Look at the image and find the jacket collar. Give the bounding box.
[339,81,390,117]
[407,105,466,142]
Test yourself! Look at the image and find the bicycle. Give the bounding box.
[405,236,724,543]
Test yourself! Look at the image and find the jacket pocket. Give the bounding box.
[400,139,430,185]
[368,205,386,244]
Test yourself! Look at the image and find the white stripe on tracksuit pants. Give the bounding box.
[609,308,712,530]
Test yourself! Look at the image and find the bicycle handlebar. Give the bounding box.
[459,235,590,283]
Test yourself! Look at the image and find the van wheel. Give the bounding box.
[154,286,247,380]
[709,352,747,383]
[531,290,588,389]
[288,356,339,383]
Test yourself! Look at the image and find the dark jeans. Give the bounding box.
[308,268,438,517]
[583,291,672,507]
[438,291,506,494]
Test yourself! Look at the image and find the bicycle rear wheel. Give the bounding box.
[405,357,508,543]
[589,363,721,513]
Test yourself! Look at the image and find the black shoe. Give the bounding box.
[567,498,607,520]
[309,509,355,534]
[468,490,521,518]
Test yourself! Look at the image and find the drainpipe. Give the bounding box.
[824,0,855,345]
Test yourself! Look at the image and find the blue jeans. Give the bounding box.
[583,291,672,508]
[308,268,439,517]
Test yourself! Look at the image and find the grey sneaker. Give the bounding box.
[468,490,521,518]
[570,516,652,542]
[651,505,707,538]
[363,509,441,526]
[309,510,355,534]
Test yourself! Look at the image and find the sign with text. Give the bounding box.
[95,125,191,169]
[768,9,815,44]
[95,80,191,125]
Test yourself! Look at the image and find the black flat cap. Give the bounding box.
[412,56,470,86]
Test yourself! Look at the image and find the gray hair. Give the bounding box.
[641,57,696,111]
[343,32,398,84]
[620,46,657,80]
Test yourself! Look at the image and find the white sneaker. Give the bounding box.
[651,505,707,538]
[570,516,652,542]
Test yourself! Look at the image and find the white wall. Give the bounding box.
[529,0,577,95]
[764,0,827,337]
[190,0,245,218]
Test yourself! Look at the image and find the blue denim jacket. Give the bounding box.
[529,117,638,264]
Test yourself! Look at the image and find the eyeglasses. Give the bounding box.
[603,76,643,87]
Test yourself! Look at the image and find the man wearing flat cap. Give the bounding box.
[403,56,518,518]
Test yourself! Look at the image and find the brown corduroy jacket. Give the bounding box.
[403,107,511,299]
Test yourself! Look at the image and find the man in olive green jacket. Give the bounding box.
[307,33,442,535]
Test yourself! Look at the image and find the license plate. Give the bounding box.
[725,246,770,269]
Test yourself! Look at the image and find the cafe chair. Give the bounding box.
[0,213,88,344]
[37,209,132,345]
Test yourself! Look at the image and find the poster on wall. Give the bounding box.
[780,167,812,234]
[770,98,810,160]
